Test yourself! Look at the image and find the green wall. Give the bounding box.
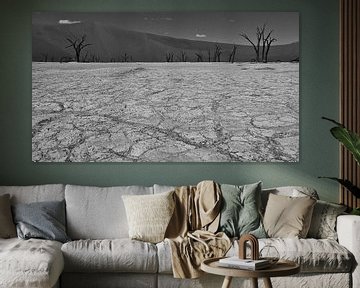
[0,0,340,202]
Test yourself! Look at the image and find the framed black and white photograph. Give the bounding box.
[32,11,299,162]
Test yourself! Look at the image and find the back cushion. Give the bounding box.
[65,185,153,239]
[0,184,65,204]
[261,186,319,213]
[153,184,176,194]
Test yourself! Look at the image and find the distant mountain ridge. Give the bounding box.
[32,21,299,62]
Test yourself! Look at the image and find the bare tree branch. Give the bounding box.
[65,34,92,62]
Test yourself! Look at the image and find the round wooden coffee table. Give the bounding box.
[201,257,300,288]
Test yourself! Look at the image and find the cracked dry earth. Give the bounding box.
[32,62,299,162]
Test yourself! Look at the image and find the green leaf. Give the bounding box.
[322,117,360,165]
[351,208,360,215]
[330,126,360,165]
[319,177,360,198]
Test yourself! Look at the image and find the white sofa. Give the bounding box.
[0,183,359,288]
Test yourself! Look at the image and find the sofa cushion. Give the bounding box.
[0,194,16,238]
[261,186,319,212]
[61,239,158,273]
[0,184,65,204]
[218,182,266,238]
[122,191,175,243]
[65,185,153,239]
[158,237,353,275]
[263,193,316,238]
[307,200,347,240]
[12,200,70,243]
[0,238,64,288]
[260,238,353,273]
[153,184,176,194]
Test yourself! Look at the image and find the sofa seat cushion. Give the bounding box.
[230,238,353,273]
[0,238,64,288]
[157,238,354,274]
[62,239,158,273]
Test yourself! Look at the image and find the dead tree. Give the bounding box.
[240,25,265,62]
[264,36,277,63]
[195,53,203,62]
[65,34,92,63]
[228,45,237,63]
[261,28,277,62]
[91,54,100,62]
[260,24,269,62]
[207,49,211,62]
[179,51,187,62]
[121,53,129,62]
[213,45,222,62]
[241,24,277,63]
[166,52,174,62]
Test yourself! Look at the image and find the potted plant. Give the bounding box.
[320,117,360,215]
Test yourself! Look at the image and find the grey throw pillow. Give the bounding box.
[218,182,266,238]
[307,200,347,240]
[12,200,70,243]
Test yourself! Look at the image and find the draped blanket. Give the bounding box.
[165,180,231,278]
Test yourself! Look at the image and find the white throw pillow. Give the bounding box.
[122,191,175,243]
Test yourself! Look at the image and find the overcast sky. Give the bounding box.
[33,11,299,45]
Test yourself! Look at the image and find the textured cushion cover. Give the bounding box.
[158,237,353,274]
[62,239,158,273]
[308,200,347,240]
[122,191,175,243]
[263,193,316,238]
[256,238,353,273]
[0,238,64,288]
[65,185,153,239]
[0,194,16,238]
[12,200,70,243]
[218,182,266,238]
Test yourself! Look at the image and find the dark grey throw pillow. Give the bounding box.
[218,182,266,238]
[12,200,70,243]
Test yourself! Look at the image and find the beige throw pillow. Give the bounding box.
[0,194,17,238]
[122,191,175,243]
[263,193,316,238]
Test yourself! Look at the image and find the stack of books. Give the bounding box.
[218,257,271,270]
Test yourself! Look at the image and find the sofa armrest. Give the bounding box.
[337,215,360,288]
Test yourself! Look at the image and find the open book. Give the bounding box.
[218,257,271,270]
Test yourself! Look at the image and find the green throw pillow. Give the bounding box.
[218,182,266,238]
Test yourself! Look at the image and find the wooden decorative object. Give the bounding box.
[238,234,259,260]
